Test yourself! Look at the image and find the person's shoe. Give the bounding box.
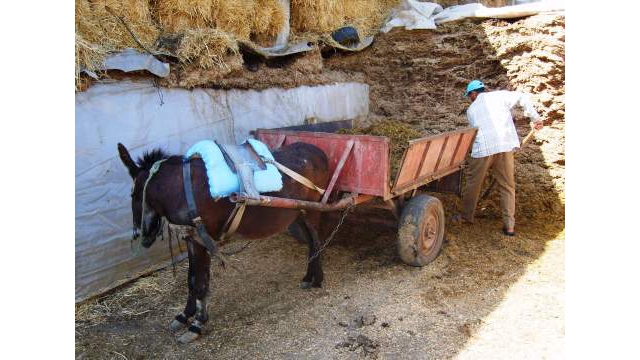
[502,227,515,237]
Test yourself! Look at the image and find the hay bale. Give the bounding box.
[291,0,398,37]
[88,0,159,50]
[342,0,398,37]
[175,28,239,71]
[156,0,214,32]
[252,0,287,38]
[212,0,255,40]
[75,0,160,90]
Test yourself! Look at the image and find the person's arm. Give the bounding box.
[503,91,544,130]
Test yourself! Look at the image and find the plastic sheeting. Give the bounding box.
[75,80,369,302]
[82,48,171,79]
[382,0,564,32]
[381,1,443,32]
[433,1,564,23]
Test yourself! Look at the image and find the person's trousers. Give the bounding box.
[462,151,516,229]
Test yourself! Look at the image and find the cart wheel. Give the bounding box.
[397,194,445,267]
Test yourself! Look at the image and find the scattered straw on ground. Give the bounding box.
[338,119,421,179]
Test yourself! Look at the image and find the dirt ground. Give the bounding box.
[75,208,564,359]
[76,12,565,359]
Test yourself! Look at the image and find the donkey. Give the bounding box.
[117,142,330,343]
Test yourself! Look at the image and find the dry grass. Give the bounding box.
[75,265,183,330]
[86,0,159,50]
[175,28,239,70]
[156,0,285,41]
[291,0,399,37]
[75,0,159,89]
[75,32,107,89]
[253,0,287,38]
[75,0,400,90]
[156,0,215,32]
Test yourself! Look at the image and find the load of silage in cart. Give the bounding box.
[338,119,421,179]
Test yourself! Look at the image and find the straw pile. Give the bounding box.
[75,0,160,89]
[291,0,399,37]
[338,119,421,179]
[156,0,285,40]
[156,0,215,32]
[175,28,239,70]
[78,0,159,51]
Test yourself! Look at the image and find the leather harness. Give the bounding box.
[180,144,324,255]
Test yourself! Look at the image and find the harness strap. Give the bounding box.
[263,158,326,195]
[182,157,246,253]
[182,158,218,254]
[219,143,260,198]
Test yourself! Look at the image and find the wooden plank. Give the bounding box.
[414,141,431,180]
[433,135,450,172]
[392,142,426,190]
[321,140,354,204]
[437,135,459,170]
[453,131,475,165]
[448,133,465,167]
[418,137,444,178]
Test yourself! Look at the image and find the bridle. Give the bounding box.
[130,159,167,256]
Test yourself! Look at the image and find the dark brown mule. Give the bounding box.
[117,142,330,343]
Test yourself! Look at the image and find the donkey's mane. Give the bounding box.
[136,148,171,171]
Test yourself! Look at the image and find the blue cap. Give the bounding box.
[465,80,485,96]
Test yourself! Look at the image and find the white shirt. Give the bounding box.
[466,90,540,158]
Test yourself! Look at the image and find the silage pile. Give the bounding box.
[326,12,565,222]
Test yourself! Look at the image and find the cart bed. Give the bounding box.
[256,126,477,200]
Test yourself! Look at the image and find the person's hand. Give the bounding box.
[532,120,543,130]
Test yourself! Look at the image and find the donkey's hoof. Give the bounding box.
[177,330,200,344]
[170,319,187,332]
[299,281,312,289]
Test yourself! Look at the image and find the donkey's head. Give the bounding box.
[117,143,169,248]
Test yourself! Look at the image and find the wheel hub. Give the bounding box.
[421,214,437,253]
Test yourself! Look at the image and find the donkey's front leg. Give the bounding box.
[177,240,211,344]
[169,237,197,332]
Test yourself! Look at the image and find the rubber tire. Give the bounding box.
[397,194,445,267]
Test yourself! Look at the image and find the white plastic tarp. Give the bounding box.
[82,48,171,79]
[433,0,564,23]
[382,0,565,32]
[381,1,443,32]
[75,80,369,302]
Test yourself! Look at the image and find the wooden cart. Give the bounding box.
[233,121,477,266]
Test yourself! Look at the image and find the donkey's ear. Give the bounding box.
[117,143,139,178]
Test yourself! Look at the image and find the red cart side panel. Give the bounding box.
[392,128,478,194]
[256,130,391,198]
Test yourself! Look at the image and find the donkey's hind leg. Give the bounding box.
[177,240,211,344]
[170,236,197,332]
[297,212,324,289]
